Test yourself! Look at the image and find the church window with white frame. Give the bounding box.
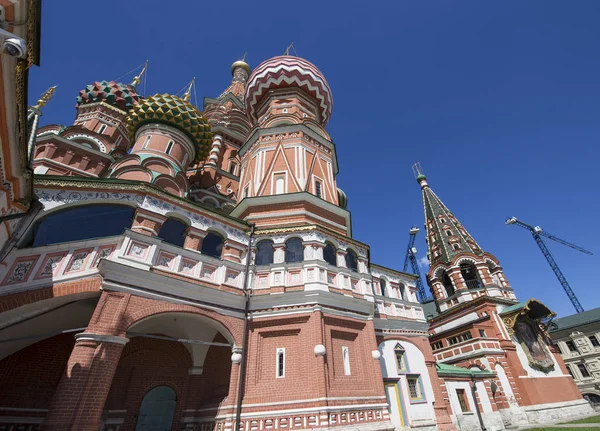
[342,346,351,375]
[276,348,285,378]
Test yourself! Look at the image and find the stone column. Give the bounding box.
[131,208,167,236]
[183,226,206,251]
[43,333,129,430]
[222,240,244,263]
[207,135,223,166]
[448,267,464,290]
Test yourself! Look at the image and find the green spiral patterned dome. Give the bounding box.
[127,94,213,163]
[76,80,140,111]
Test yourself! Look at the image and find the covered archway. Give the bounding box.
[102,311,236,430]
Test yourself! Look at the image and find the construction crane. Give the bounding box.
[403,226,428,302]
[505,216,593,314]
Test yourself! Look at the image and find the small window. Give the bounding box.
[431,341,443,351]
[394,344,407,372]
[229,162,237,175]
[380,279,386,296]
[342,346,351,376]
[285,238,303,263]
[315,180,322,198]
[166,140,174,154]
[256,240,274,265]
[243,187,249,198]
[324,242,337,266]
[200,232,224,258]
[276,348,285,378]
[114,136,123,147]
[440,218,446,223]
[446,230,452,237]
[590,335,600,347]
[566,341,577,352]
[453,243,461,251]
[456,389,470,412]
[578,363,591,378]
[479,329,487,338]
[143,135,152,149]
[567,366,575,379]
[275,174,285,195]
[97,124,107,134]
[345,250,358,272]
[407,376,424,401]
[157,218,187,248]
[282,108,288,113]
[398,283,406,301]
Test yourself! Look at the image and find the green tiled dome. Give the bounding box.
[127,94,212,163]
[76,81,139,111]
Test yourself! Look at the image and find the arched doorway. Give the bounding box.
[135,386,176,431]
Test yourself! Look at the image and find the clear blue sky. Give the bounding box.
[29,1,600,318]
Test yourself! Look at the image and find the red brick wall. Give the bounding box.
[0,333,74,409]
[104,336,193,431]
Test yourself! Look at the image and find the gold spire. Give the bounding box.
[182,77,195,102]
[33,85,57,110]
[130,60,148,87]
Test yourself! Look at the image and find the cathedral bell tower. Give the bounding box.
[414,165,517,312]
[230,55,350,235]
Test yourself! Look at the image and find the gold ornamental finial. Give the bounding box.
[284,42,295,56]
[34,85,57,109]
[183,77,195,102]
[130,60,148,87]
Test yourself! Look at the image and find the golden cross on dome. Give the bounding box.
[130,60,148,87]
[34,85,57,109]
[183,77,195,102]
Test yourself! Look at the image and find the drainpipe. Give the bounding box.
[471,378,487,431]
[234,223,255,431]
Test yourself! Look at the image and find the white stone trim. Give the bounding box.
[75,333,129,345]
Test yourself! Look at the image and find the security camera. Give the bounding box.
[0,28,26,59]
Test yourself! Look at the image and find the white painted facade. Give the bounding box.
[378,340,436,430]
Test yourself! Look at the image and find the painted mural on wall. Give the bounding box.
[514,316,554,373]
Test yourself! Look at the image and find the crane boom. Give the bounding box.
[505,216,590,314]
[506,217,593,255]
[404,226,428,302]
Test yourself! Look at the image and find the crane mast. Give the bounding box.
[506,216,592,314]
[403,226,428,302]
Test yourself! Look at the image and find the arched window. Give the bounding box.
[275,175,285,195]
[324,242,337,266]
[452,243,461,251]
[460,262,482,290]
[158,218,187,248]
[487,261,502,285]
[441,270,455,297]
[380,279,386,296]
[166,140,174,154]
[446,230,452,237]
[25,205,135,248]
[256,240,274,265]
[345,249,358,272]
[201,232,224,258]
[398,283,406,300]
[285,238,303,263]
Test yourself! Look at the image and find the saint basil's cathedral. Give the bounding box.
[0,49,594,431]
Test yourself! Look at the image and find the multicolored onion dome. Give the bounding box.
[76,81,139,111]
[127,94,212,163]
[245,55,333,126]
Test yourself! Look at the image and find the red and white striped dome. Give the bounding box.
[245,56,333,126]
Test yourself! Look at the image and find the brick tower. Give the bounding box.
[417,168,594,428]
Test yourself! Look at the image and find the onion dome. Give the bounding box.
[231,59,251,76]
[245,55,333,126]
[337,188,348,209]
[76,81,139,111]
[126,94,212,163]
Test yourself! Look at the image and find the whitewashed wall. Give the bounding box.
[378,339,436,428]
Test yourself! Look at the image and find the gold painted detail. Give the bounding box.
[33,86,57,109]
[127,94,212,163]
